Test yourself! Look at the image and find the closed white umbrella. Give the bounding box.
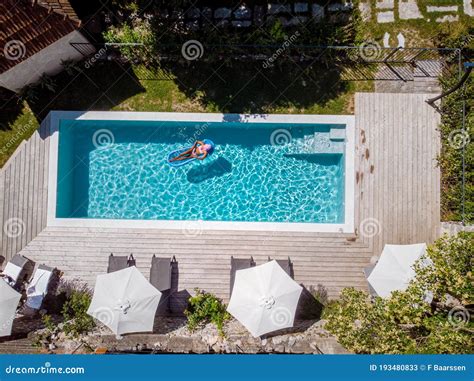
[227,260,303,337]
[367,243,427,298]
[87,267,162,336]
[0,280,21,337]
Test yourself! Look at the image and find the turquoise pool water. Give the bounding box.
[56,120,345,223]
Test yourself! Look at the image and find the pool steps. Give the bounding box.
[329,127,346,141]
[286,129,345,155]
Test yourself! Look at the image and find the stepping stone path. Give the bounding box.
[465,0,474,16]
[364,0,473,24]
[312,4,325,20]
[383,32,405,48]
[294,3,309,13]
[376,0,395,10]
[377,11,395,23]
[397,32,406,48]
[186,8,200,20]
[426,2,463,23]
[147,1,472,28]
[151,2,354,30]
[214,8,231,19]
[234,5,252,20]
[436,15,460,22]
[358,1,371,21]
[268,4,291,14]
[399,0,423,20]
[427,5,459,13]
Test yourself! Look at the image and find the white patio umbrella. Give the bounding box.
[0,280,21,337]
[227,260,303,337]
[367,243,427,298]
[87,267,162,336]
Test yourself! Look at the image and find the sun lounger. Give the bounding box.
[363,264,378,297]
[150,256,173,292]
[24,264,54,311]
[268,256,293,278]
[1,254,30,288]
[107,254,135,273]
[230,256,255,297]
[150,256,176,314]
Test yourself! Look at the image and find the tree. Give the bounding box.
[324,232,473,354]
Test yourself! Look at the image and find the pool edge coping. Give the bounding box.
[46,111,355,234]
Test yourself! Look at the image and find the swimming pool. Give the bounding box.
[47,112,355,232]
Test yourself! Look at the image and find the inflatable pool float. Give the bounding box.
[167,139,215,168]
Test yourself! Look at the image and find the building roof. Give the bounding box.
[0,0,81,74]
[38,0,80,22]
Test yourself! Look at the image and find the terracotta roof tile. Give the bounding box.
[38,0,80,22]
[0,0,81,74]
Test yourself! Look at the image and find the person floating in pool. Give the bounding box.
[169,140,213,162]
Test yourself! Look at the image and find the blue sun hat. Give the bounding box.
[203,139,215,155]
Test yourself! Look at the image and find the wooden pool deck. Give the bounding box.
[0,93,441,310]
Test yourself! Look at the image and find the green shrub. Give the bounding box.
[61,290,95,338]
[433,27,474,223]
[437,72,473,223]
[32,315,58,348]
[103,18,155,63]
[412,232,473,304]
[324,232,474,354]
[42,314,56,332]
[185,288,231,336]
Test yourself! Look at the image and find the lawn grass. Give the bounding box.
[0,106,39,168]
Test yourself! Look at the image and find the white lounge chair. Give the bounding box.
[1,254,29,288]
[24,265,54,311]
